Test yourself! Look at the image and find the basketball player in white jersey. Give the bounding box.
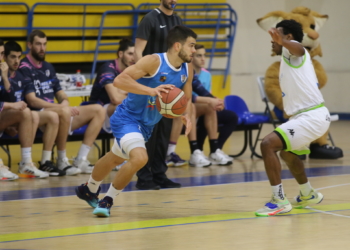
[255,20,331,216]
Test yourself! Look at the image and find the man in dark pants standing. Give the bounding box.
[134,0,182,190]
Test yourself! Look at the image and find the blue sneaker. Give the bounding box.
[75,183,101,208]
[93,196,114,217]
[166,152,188,167]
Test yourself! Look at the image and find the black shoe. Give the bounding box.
[39,160,66,176]
[75,183,101,208]
[136,181,161,190]
[156,178,181,189]
[309,144,343,159]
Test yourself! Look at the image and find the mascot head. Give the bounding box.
[257,6,328,57]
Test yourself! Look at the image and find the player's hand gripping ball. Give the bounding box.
[156,87,188,118]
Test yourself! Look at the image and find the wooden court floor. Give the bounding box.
[0,121,350,250]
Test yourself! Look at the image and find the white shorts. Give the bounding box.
[102,104,112,134]
[39,109,74,135]
[111,132,146,159]
[276,106,330,155]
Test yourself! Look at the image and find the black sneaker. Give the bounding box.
[93,196,113,217]
[75,183,101,208]
[156,178,181,189]
[136,180,161,190]
[38,161,66,176]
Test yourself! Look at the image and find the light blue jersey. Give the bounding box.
[110,53,189,141]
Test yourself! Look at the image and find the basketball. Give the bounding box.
[156,87,188,118]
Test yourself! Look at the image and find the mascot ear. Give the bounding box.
[310,11,329,31]
[256,11,288,31]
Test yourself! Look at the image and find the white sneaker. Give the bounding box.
[0,159,18,181]
[113,161,126,171]
[73,157,94,174]
[209,149,233,166]
[19,162,49,178]
[57,157,81,176]
[189,149,212,168]
[291,189,324,209]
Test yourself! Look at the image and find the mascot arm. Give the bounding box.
[312,59,327,89]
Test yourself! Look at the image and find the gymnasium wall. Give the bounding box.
[225,0,350,113]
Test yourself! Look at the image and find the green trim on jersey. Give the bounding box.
[283,54,306,68]
[275,127,291,151]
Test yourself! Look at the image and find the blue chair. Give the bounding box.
[224,95,270,158]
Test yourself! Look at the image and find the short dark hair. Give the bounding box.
[117,38,134,56]
[195,44,205,50]
[0,39,3,47]
[4,41,22,57]
[166,25,197,49]
[29,30,46,44]
[276,19,304,43]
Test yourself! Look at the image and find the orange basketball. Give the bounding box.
[155,87,188,118]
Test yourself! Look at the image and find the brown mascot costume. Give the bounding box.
[257,6,343,159]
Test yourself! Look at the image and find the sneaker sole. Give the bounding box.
[0,176,18,181]
[189,162,211,168]
[75,186,98,208]
[255,205,293,217]
[174,162,188,167]
[93,207,110,217]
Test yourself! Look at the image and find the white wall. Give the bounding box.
[225,0,350,113]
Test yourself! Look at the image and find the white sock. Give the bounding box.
[299,181,312,196]
[167,143,176,156]
[271,184,286,200]
[87,175,102,193]
[76,144,91,160]
[105,183,122,198]
[41,150,52,164]
[57,150,66,160]
[21,147,32,163]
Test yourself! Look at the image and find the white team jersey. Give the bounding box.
[279,41,324,116]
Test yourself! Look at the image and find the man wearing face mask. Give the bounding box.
[134,0,183,190]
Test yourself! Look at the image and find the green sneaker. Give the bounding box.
[291,189,324,209]
[255,196,292,217]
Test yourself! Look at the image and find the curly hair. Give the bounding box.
[276,19,304,43]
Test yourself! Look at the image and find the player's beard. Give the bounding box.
[31,50,45,62]
[178,49,192,63]
[121,56,130,68]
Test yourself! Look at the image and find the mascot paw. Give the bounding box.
[309,144,343,159]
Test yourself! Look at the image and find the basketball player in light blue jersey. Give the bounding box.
[75,25,197,217]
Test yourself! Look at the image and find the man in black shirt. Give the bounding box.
[134,0,182,190]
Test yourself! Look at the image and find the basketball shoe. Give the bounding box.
[75,183,101,208]
[73,157,94,174]
[0,159,18,181]
[166,152,188,167]
[57,157,81,176]
[209,149,233,166]
[93,196,113,217]
[291,189,324,208]
[255,196,292,217]
[39,161,66,176]
[19,162,49,178]
[189,149,211,168]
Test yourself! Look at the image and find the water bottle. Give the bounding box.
[76,69,83,88]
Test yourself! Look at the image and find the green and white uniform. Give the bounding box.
[276,41,330,155]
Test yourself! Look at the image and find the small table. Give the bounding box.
[65,88,91,97]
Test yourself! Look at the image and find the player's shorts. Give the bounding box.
[275,105,330,155]
[39,109,74,135]
[102,104,112,134]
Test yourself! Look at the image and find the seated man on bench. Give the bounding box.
[19,30,105,176]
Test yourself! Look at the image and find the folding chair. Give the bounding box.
[224,95,270,158]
